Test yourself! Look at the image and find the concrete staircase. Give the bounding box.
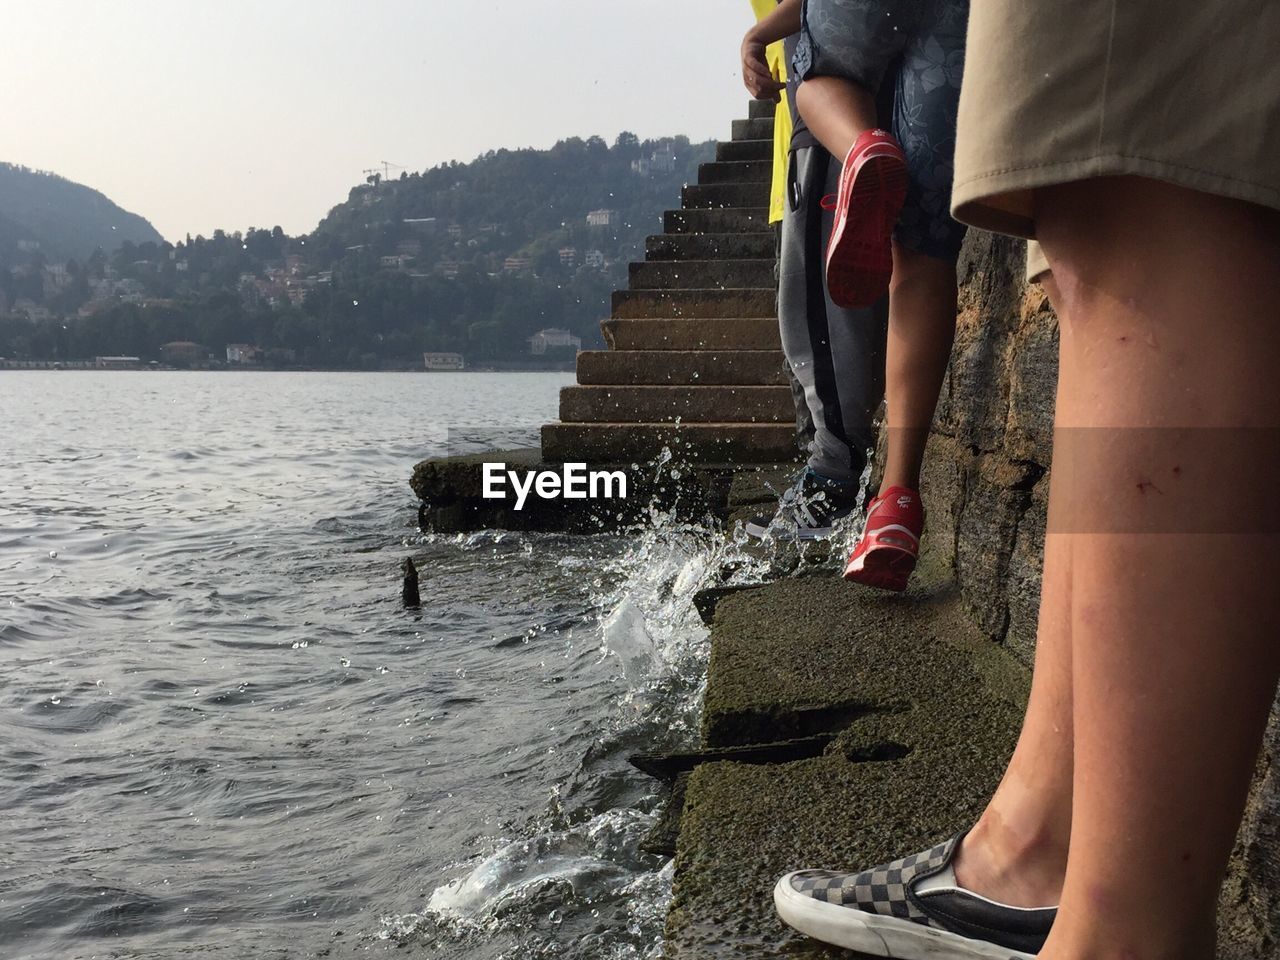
[541,102,798,464]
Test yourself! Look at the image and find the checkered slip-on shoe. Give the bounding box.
[774,835,1056,959]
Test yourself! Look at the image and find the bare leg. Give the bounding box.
[1035,177,1280,959]
[796,75,955,495]
[952,271,1074,908]
[879,244,957,491]
[794,76,878,161]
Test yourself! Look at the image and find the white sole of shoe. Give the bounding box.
[774,876,1036,960]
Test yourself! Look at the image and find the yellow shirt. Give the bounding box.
[749,0,794,224]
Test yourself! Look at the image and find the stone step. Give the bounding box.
[602,317,780,351]
[541,422,798,464]
[697,160,771,184]
[645,232,777,262]
[576,349,786,386]
[560,385,794,424]
[612,288,776,319]
[732,117,774,141]
[748,99,776,120]
[663,579,1028,958]
[716,139,772,162]
[682,182,771,210]
[663,207,772,235]
[629,259,775,291]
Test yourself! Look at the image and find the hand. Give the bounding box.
[741,35,786,102]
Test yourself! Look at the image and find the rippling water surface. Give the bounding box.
[0,372,725,960]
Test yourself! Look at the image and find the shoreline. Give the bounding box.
[0,365,577,374]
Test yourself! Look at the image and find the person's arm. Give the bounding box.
[740,0,802,101]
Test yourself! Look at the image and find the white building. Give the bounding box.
[586,209,617,227]
[95,356,142,370]
[226,344,261,365]
[13,299,52,322]
[423,352,465,371]
[527,328,582,355]
[650,147,677,173]
[116,279,146,303]
[632,148,677,176]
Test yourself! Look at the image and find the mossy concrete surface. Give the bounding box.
[664,576,1028,959]
[662,555,1271,960]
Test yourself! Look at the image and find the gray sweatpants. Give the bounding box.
[778,146,889,483]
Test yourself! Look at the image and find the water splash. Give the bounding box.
[381,474,739,958]
[380,444,874,958]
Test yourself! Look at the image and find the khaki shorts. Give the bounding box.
[1026,241,1049,283]
[951,0,1280,239]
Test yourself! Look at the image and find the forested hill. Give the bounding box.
[0,163,163,261]
[0,134,715,368]
[316,133,709,263]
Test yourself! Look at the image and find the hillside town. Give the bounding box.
[0,136,710,369]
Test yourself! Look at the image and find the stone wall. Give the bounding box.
[915,232,1056,664]
[932,233,1279,956]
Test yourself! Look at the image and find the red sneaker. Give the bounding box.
[824,129,908,309]
[844,485,923,593]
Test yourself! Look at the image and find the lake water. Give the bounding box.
[0,372,730,960]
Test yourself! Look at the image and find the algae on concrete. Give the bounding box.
[665,576,1027,959]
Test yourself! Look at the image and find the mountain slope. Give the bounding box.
[311,134,712,279]
[0,163,163,261]
[0,133,715,368]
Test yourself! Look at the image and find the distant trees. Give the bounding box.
[0,134,715,367]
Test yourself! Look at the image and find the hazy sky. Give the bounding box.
[1,1,756,242]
